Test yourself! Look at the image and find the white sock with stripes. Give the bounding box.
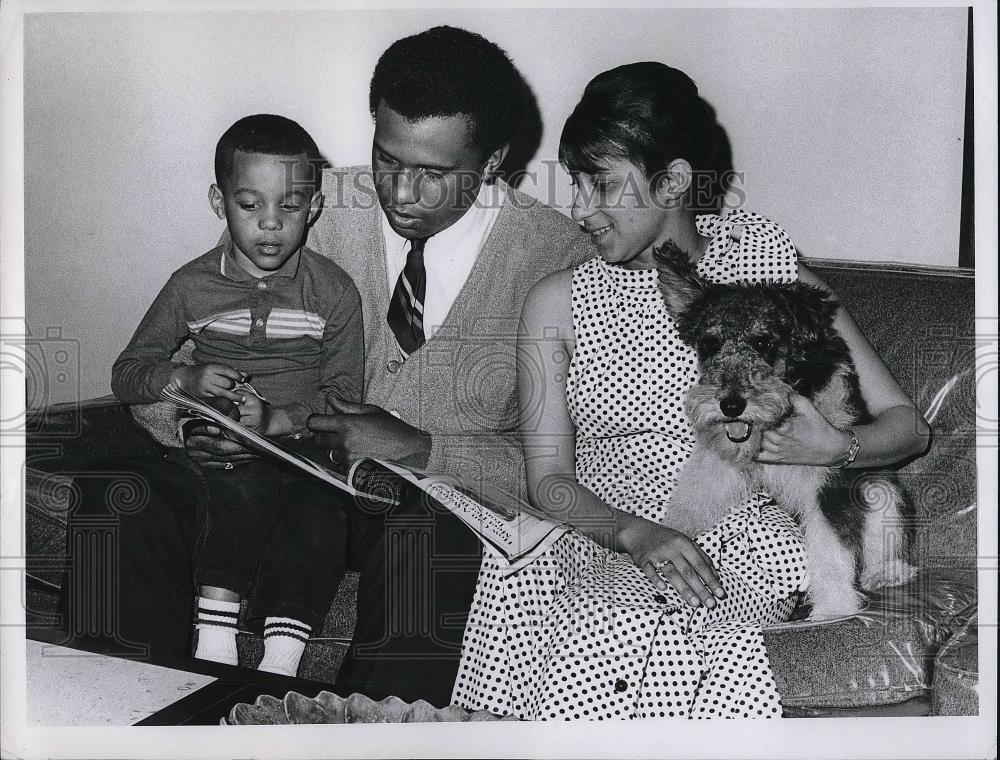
[258,617,311,677]
[194,596,240,666]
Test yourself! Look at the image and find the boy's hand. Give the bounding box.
[169,363,246,402]
[236,392,270,433]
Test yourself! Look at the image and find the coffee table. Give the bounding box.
[26,630,339,726]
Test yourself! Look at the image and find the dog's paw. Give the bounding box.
[661,498,720,539]
[860,560,917,590]
[806,588,865,619]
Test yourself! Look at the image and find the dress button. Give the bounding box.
[653,594,667,604]
[255,318,264,327]
[257,281,267,290]
[386,360,401,373]
[614,679,628,693]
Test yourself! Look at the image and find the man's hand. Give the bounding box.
[308,397,431,469]
[183,397,259,469]
[170,363,247,402]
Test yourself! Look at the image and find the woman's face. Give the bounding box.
[568,158,669,270]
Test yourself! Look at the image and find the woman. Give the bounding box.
[451,62,928,719]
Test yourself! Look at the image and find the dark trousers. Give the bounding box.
[334,486,483,705]
[64,454,345,642]
[62,451,483,707]
[196,461,347,631]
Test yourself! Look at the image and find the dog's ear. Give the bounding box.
[772,282,838,336]
[654,240,707,318]
[791,283,839,331]
[778,283,849,394]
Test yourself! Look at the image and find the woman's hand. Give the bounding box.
[617,515,725,608]
[755,394,852,466]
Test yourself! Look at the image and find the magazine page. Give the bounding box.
[348,458,568,575]
[159,385,395,503]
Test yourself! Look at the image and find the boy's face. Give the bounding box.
[209,150,322,275]
[372,100,507,240]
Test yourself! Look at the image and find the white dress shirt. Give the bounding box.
[382,181,506,342]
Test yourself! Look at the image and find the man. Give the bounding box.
[69,26,592,706]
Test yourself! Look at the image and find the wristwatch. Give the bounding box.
[832,429,860,469]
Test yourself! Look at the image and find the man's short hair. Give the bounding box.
[215,114,323,191]
[369,26,523,159]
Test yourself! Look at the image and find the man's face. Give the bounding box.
[372,100,493,239]
[209,150,321,275]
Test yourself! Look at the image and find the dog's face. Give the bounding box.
[654,241,841,463]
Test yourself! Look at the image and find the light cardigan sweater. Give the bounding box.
[132,166,593,498]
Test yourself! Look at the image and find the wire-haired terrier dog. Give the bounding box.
[654,241,915,617]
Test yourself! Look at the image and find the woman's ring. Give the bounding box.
[655,559,673,570]
[223,462,235,470]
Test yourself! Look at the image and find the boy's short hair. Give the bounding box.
[368,26,523,159]
[215,114,323,192]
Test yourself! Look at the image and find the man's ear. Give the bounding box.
[208,184,227,221]
[482,143,509,181]
[308,191,324,224]
[652,158,694,205]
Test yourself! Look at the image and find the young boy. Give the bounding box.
[111,114,362,676]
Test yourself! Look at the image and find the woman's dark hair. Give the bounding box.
[559,62,719,180]
[215,114,322,192]
[369,26,523,159]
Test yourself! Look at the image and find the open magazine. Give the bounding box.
[161,385,568,574]
[161,384,392,503]
[347,459,569,575]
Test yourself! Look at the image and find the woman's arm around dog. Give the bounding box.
[518,271,725,609]
[754,263,931,468]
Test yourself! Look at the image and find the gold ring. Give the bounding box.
[223,462,235,470]
[655,559,673,569]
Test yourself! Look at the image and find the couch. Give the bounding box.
[22,258,979,717]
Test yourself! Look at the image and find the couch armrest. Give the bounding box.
[26,395,163,473]
[931,611,979,715]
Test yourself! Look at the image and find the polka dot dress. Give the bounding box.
[452,211,807,720]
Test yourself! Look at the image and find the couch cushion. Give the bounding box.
[765,568,976,711]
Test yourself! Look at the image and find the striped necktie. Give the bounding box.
[387,236,428,356]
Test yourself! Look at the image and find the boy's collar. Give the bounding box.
[221,240,302,281]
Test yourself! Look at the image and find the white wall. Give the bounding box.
[23,8,968,404]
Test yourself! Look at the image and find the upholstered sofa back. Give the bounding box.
[809,260,977,567]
